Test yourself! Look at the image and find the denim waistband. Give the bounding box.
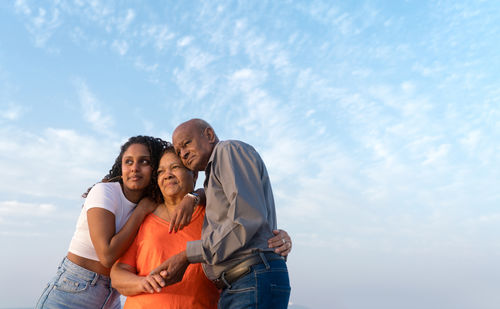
[60,257,111,284]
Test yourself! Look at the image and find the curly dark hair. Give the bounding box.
[82,136,171,203]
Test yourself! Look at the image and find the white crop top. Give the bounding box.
[68,182,137,261]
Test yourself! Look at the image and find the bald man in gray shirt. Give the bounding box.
[151,119,290,309]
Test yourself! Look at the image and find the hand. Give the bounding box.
[268,229,292,257]
[169,195,197,233]
[137,197,159,215]
[150,251,190,286]
[140,273,167,294]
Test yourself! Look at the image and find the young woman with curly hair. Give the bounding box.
[35,136,201,309]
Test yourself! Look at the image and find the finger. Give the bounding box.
[274,245,284,254]
[152,273,166,287]
[280,248,290,256]
[269,236,286,248]
[177,215,188,232]
[268,230,283,244]
[176,213,186,232]
[268,240,278,248]
[160,270,168,278]
[174,212,183,232]
[170,212,180,233]
[180,212,190,229]
[277,229,288,238]
[275,239,289,253]
[142,280,155,294]
[280,242,292,256]
[146,276,162,293]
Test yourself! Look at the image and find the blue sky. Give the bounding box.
[1,1,499,308]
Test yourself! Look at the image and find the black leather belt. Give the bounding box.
[212,252,284,290]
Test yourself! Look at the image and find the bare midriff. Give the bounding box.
[67,252,110,277]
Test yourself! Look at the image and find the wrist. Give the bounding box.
[185,192,200,205]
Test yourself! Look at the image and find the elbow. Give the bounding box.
[110,279,119,290]
[109,265,124,293]
[111,282,128,296]
[99,255,117,269]
[101,261,114,269]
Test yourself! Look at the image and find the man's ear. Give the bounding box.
[204,127,216,143]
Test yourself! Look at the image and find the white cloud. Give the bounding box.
[460,130,481,152]
[73,79,115,135]
[184,48,215,70]
[230,68,267,91]
[0,126,117,200]
[27,6,61,48]
[177,36,193,47]
[422,143,451,165]
[142,24,175,51]
[14,0,31,15]
[134,57,158,72]
[116,9,135,33]
[0,200,56,217]
[0,103,25,121]
[111,39,129,55]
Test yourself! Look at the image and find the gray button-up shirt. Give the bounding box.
[185,140,277,280]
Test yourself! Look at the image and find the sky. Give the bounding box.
[0,1,499,308]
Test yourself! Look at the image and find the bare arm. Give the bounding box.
[110,262,166,296]
[88,198,157,268]
[168,191,202,233]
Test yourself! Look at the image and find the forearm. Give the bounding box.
[109,206,149,260]
[110,263,145,296]
[97,207,149,267]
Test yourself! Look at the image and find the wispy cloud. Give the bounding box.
[0,200,56,217]
[73,79,115,135]
[14,1,61,48]
[0,103,26,121]
[116,9,135,33]
[111,39,129,55]
[0,126,117,199]
[141,24,175,51]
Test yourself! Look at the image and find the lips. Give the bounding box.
[128,175,142,181]
[162,179,179,186]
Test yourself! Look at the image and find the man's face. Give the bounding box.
[172,124,214,171]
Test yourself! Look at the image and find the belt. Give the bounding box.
[212,252,284,290]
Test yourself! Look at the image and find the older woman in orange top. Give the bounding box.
[110,144,291,308]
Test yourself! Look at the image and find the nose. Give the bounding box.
[180,149,189,160]
[131,161,140,172]
[162,169,174,179]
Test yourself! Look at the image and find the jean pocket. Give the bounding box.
[271,282,291,293]
[55,273,90,293]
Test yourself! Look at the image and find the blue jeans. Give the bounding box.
[35,257,121,309]
[218,258,291,309]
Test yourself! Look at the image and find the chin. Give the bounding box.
[128,184,148,191]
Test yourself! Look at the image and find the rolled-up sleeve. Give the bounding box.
[186,239,204,263]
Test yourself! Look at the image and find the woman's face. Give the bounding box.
[121,143,153,194]
[157,152,195,200]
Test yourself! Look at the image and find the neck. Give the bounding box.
[121,183,144,203]
[162,194,185,208]
[155,194,193,222]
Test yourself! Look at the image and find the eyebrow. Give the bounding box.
[123,155,151,159]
